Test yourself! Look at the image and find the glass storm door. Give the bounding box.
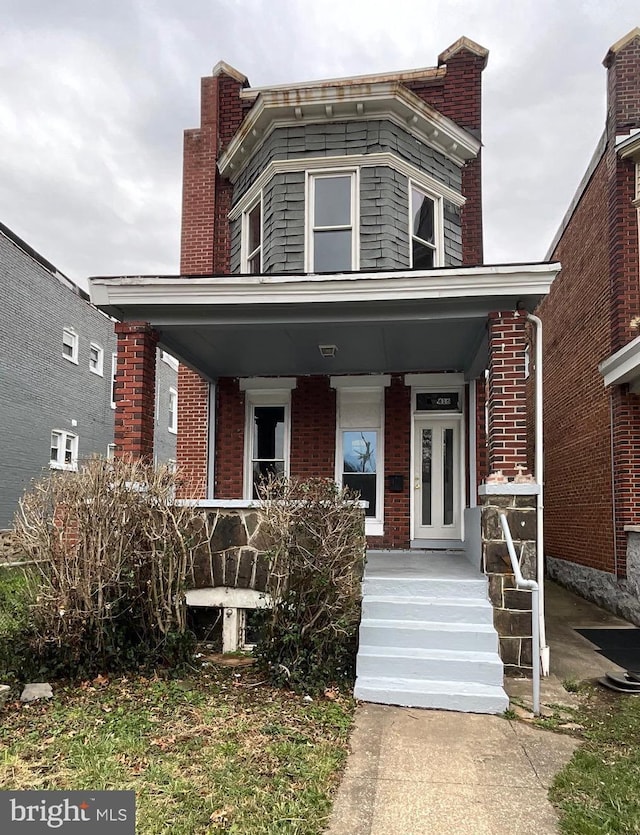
[413,418,461,540]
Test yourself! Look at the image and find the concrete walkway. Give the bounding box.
[326,581,635,835]
[326,705,576,835]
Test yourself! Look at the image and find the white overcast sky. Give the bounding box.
[1,0,639,290]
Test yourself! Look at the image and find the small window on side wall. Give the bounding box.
[89,342,104,376]
[110,353,117,408]
[50,430,78,471]
[242,199,262,274]
[410,186,438,269]
[62,328,78,364]
[168,388,178,434]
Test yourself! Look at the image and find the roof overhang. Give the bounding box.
[599,333,640,390]
[90,264,560,381]
[218,81,481,180]
[617,130,640,163]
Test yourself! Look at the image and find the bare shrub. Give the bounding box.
[254,477,366,692]
[13,457,204,677]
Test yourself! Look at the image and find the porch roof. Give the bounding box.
[90,263,560,380]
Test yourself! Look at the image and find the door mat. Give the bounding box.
[576,628,640,670]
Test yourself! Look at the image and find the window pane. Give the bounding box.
[343,431,377,474]
[51,433,59,462]
[248,252,261,273]
[64,436,74,463]
[412,240,434,270]
[314,230,352,271]
[343,473,376,517]
[314,176,351,227]
[252,460,285,498]
[443,427,454,525]
[253,406,285,461]
[421,428,432,526]
[248,204,261,253]
[412,189,434,244]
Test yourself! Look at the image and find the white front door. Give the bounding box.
[413,418,462,540]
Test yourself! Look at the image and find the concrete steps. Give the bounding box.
[354,551,508,714]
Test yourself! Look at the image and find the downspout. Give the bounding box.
[526,312,549,676]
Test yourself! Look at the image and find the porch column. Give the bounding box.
[114,321,158,461]
[487,311,528,479]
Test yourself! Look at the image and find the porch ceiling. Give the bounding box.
[90,264,560,380]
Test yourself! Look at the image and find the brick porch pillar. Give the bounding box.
[487,311,528,479]
[114,321,158,461]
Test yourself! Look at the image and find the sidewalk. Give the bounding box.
[326,581,632,835]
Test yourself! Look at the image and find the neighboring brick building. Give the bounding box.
[0,221,177,529]
[539,28,640,625]
[91,37,560,711]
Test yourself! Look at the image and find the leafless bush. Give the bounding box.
[255,477,366,691]
[13,457,205,675]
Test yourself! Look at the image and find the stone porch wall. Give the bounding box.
[479,488,537,677]
[186,508,273,593]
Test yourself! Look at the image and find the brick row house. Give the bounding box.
[538,28,640,626]
[91,37,560,713]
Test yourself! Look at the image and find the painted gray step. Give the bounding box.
[362,595,494,624]
[356,647,504,686]
[354,677,509,714]
[359,619,499,652]
[363,576,488,599]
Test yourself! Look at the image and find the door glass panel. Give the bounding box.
[443,427,454,526]
[421,428,432,526]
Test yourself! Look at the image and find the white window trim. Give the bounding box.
[161,350,179,370]
[241,193,263,274]
[62,327,79,364]
[106,443,116,459]
[89,342,104,376]
[331,378,390,538]
[243,387,294,500]
[305,169,359,273]
[409,179,444,269]
[110,353,117,409]
[50,430,78,471]
[168,387,178,434]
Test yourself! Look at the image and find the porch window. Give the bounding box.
[332,377,390,537]
[242,198,262,274]
[410,185,438,269]
[240,379,296,500]
[307,172,357,272]
[342,430,378,517]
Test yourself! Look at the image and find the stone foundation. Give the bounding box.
[548,542,640,627]
[479,486,538,677]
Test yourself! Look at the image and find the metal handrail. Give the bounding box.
[499,513,540,715]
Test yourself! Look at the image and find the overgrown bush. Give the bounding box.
[253,477,366,693]
[11,457,204,679]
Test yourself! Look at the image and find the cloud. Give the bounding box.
[1,0,639,287]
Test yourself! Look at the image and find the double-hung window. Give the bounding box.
[62,328,78,364]
[308,172,356,272]
[168,388,178,434]
[241,380,295,500]
[332,377,389,537]
[89,342,104,376]
[410,185,438,269]
[242,199,262,273]
[50,430,78,471]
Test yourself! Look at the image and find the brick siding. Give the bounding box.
[113,322,158,461]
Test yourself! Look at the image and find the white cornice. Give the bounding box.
[228,152,465,221]
[219,81,480,179]
[599,334,640,387]
[90,264,560,310]
[330,375,391,389]
[617,130,640,162]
